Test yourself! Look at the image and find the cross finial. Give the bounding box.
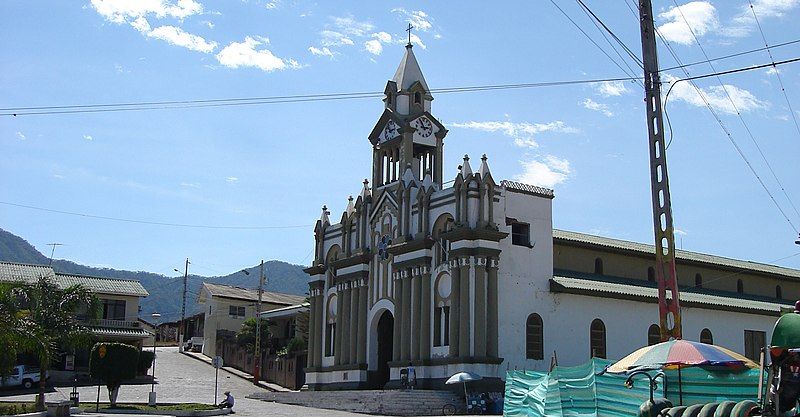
[406,23,414,47]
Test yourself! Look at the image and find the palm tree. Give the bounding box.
[0,283,26,385]
[16,275,99,410]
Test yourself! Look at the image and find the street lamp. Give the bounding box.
[149,313,161,406]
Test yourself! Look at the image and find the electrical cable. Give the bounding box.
[671,0,800,222]
[576,0,644,68]
[0,200,313,230]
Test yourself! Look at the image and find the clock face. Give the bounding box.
[414,117,434,138]
[381,120,399,142]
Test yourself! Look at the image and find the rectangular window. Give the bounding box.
[325,323,336,357]
[443,306,450,346]
[512,222,531,247]
[434,307,442,347]
[102,299,126,320]
[228,305,246,318]
[744,330,766,361]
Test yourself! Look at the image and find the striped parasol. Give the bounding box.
[607,339,757,374]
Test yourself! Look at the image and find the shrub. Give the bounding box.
[89,343,139,406]
[137,350,155,375]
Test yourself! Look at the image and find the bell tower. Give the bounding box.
[368,44,447,189]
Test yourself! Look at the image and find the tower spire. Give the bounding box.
[406,23,414,47]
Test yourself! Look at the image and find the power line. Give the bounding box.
[1,76,641,116]
[0,201,313,230]
[670,0,800,222]
[575,0,644,68]
[748,0,800,142]
[661,38,800,72]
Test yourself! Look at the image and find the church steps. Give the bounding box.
[247,389,462,416]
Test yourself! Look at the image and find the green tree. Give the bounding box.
[235,317,271,353]
[0,283,25,385]
[89,343,139,406]
[15,275,99,410]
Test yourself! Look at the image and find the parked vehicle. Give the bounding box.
[0,365,41,389]
[185,337,204,352]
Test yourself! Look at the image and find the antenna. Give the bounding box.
[46,243,63,266]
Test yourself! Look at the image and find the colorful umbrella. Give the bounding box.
[607,340,757,374]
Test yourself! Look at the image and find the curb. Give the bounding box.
[78,408,231,416]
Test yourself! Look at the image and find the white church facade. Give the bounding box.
[303,44,800,390]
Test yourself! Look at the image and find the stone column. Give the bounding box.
[411,267,422,360]
[392,272,402,362]
[487,258,499,358]
[357,282,368,364]
[334,284,344,365]
[473,257,487,358]
[341,282,352,365]
[458,257,471,357]
[314,292,324,366]
[419,269,432,360]
[448,259,460,358]
[307,290,318,367]
[349,280,359,364]
[400,269,412,361]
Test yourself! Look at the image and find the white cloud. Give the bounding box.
[406,33,426,49]
[664,74,767,114]
[216,36,301,72]
[583,98,614,117]
[373,31,392,43]
[657,1,719,45]
[53,174,65,179]
[320,30,354,47]
[83,134,94,141]
[90,0,203,23]
[725,0,798,37]
[265,1,279,10]
[364,40,383,55]
[180,182,200,188]
[147,25,217,53]
[201,20,214,29]
[391,8,434,32]
[15,131,26,141]
[308,46,335,58]
[595,80,629,97]
[450,120,578,149]
[226,176,238,183]
[515,155,572,188]
[766,67,782,75]
[330,15,375,37]
[131,16,151,32]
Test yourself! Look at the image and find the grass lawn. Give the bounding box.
[93,403,217,411]
[0,402,38,415]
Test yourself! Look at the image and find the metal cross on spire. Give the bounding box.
[406,23,414,46]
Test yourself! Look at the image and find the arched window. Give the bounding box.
[526,314,544,360]
[325,245,341,286]
[737,279,744,294]
[648,324,661,346]
[647,267,655,282]
[594,258,604,275]
[776,285,783,300]
[414,92,421,104]
[700,328,713,344]
[590,319,606,359]
[695,273,703,288]
[432,214,454,266]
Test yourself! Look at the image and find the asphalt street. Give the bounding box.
[0,347,366,417]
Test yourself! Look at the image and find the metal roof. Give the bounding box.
[90,326,152,339]
[500,180,555,199]
[260,302,309,319]
[551,272,792,315]
[202,282,306,306]
[0,261,148,297]
[553,229,800,279]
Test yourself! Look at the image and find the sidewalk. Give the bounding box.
[180,351,293,393]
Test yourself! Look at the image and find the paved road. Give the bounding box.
[0,347,364,417]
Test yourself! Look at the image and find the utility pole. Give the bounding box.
[639,0,682,341]
[46,243,63,266]
[253,260,265,384]
[176,258,190,352]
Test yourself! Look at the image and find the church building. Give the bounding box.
[303,44,800,390]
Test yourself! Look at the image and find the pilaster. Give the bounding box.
[473,256,488,358]
[357,281,368,364]
[410,266,422,360]
[487,258,499,358]
[392,271,402,361]
[340,282,352,365]
[448,258,460,358]
[334,283,344,365]
[349,279,359,364]
[458,256,471,358]
[419,268,432,359]
[400,268,412,361]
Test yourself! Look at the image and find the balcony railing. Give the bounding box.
[78,317,140,329]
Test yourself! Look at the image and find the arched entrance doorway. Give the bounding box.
[373,310,394,388]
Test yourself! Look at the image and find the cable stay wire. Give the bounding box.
[670,0,800,222]
[654,25,800,234]
[0,201,313,230]
[548,0,643,87]
[575,0,644,68]
[749,0,800,142]
[573,0,645,90]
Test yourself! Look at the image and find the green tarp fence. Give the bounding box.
[504,359,762,417]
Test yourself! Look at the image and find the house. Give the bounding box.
[0,261,151,371]
[261,302,309,389]
[303,44,800,390]
[197,282,305,358]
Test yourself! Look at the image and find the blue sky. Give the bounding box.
[2,0,799,277]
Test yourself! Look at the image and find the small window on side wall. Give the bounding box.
[590,319,606,359]
[594,258,604,275]
[737,279,744,294]
[648,324,661,346]
[647,267,655,282]
[700,328,713,344]
[511,222,531,247]
[526,313,544,360]
[776,285,783,300]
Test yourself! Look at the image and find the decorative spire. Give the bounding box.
[406,23,414,47]
[461,154,473,177]
[320,205,330,225]
[402,162,417,186]
[478,153,492,178]
[345,195,355,216]
[360,179,371,199]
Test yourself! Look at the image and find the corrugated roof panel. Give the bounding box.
[202,282,305,306]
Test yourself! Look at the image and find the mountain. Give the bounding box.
[0,228,310,322]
